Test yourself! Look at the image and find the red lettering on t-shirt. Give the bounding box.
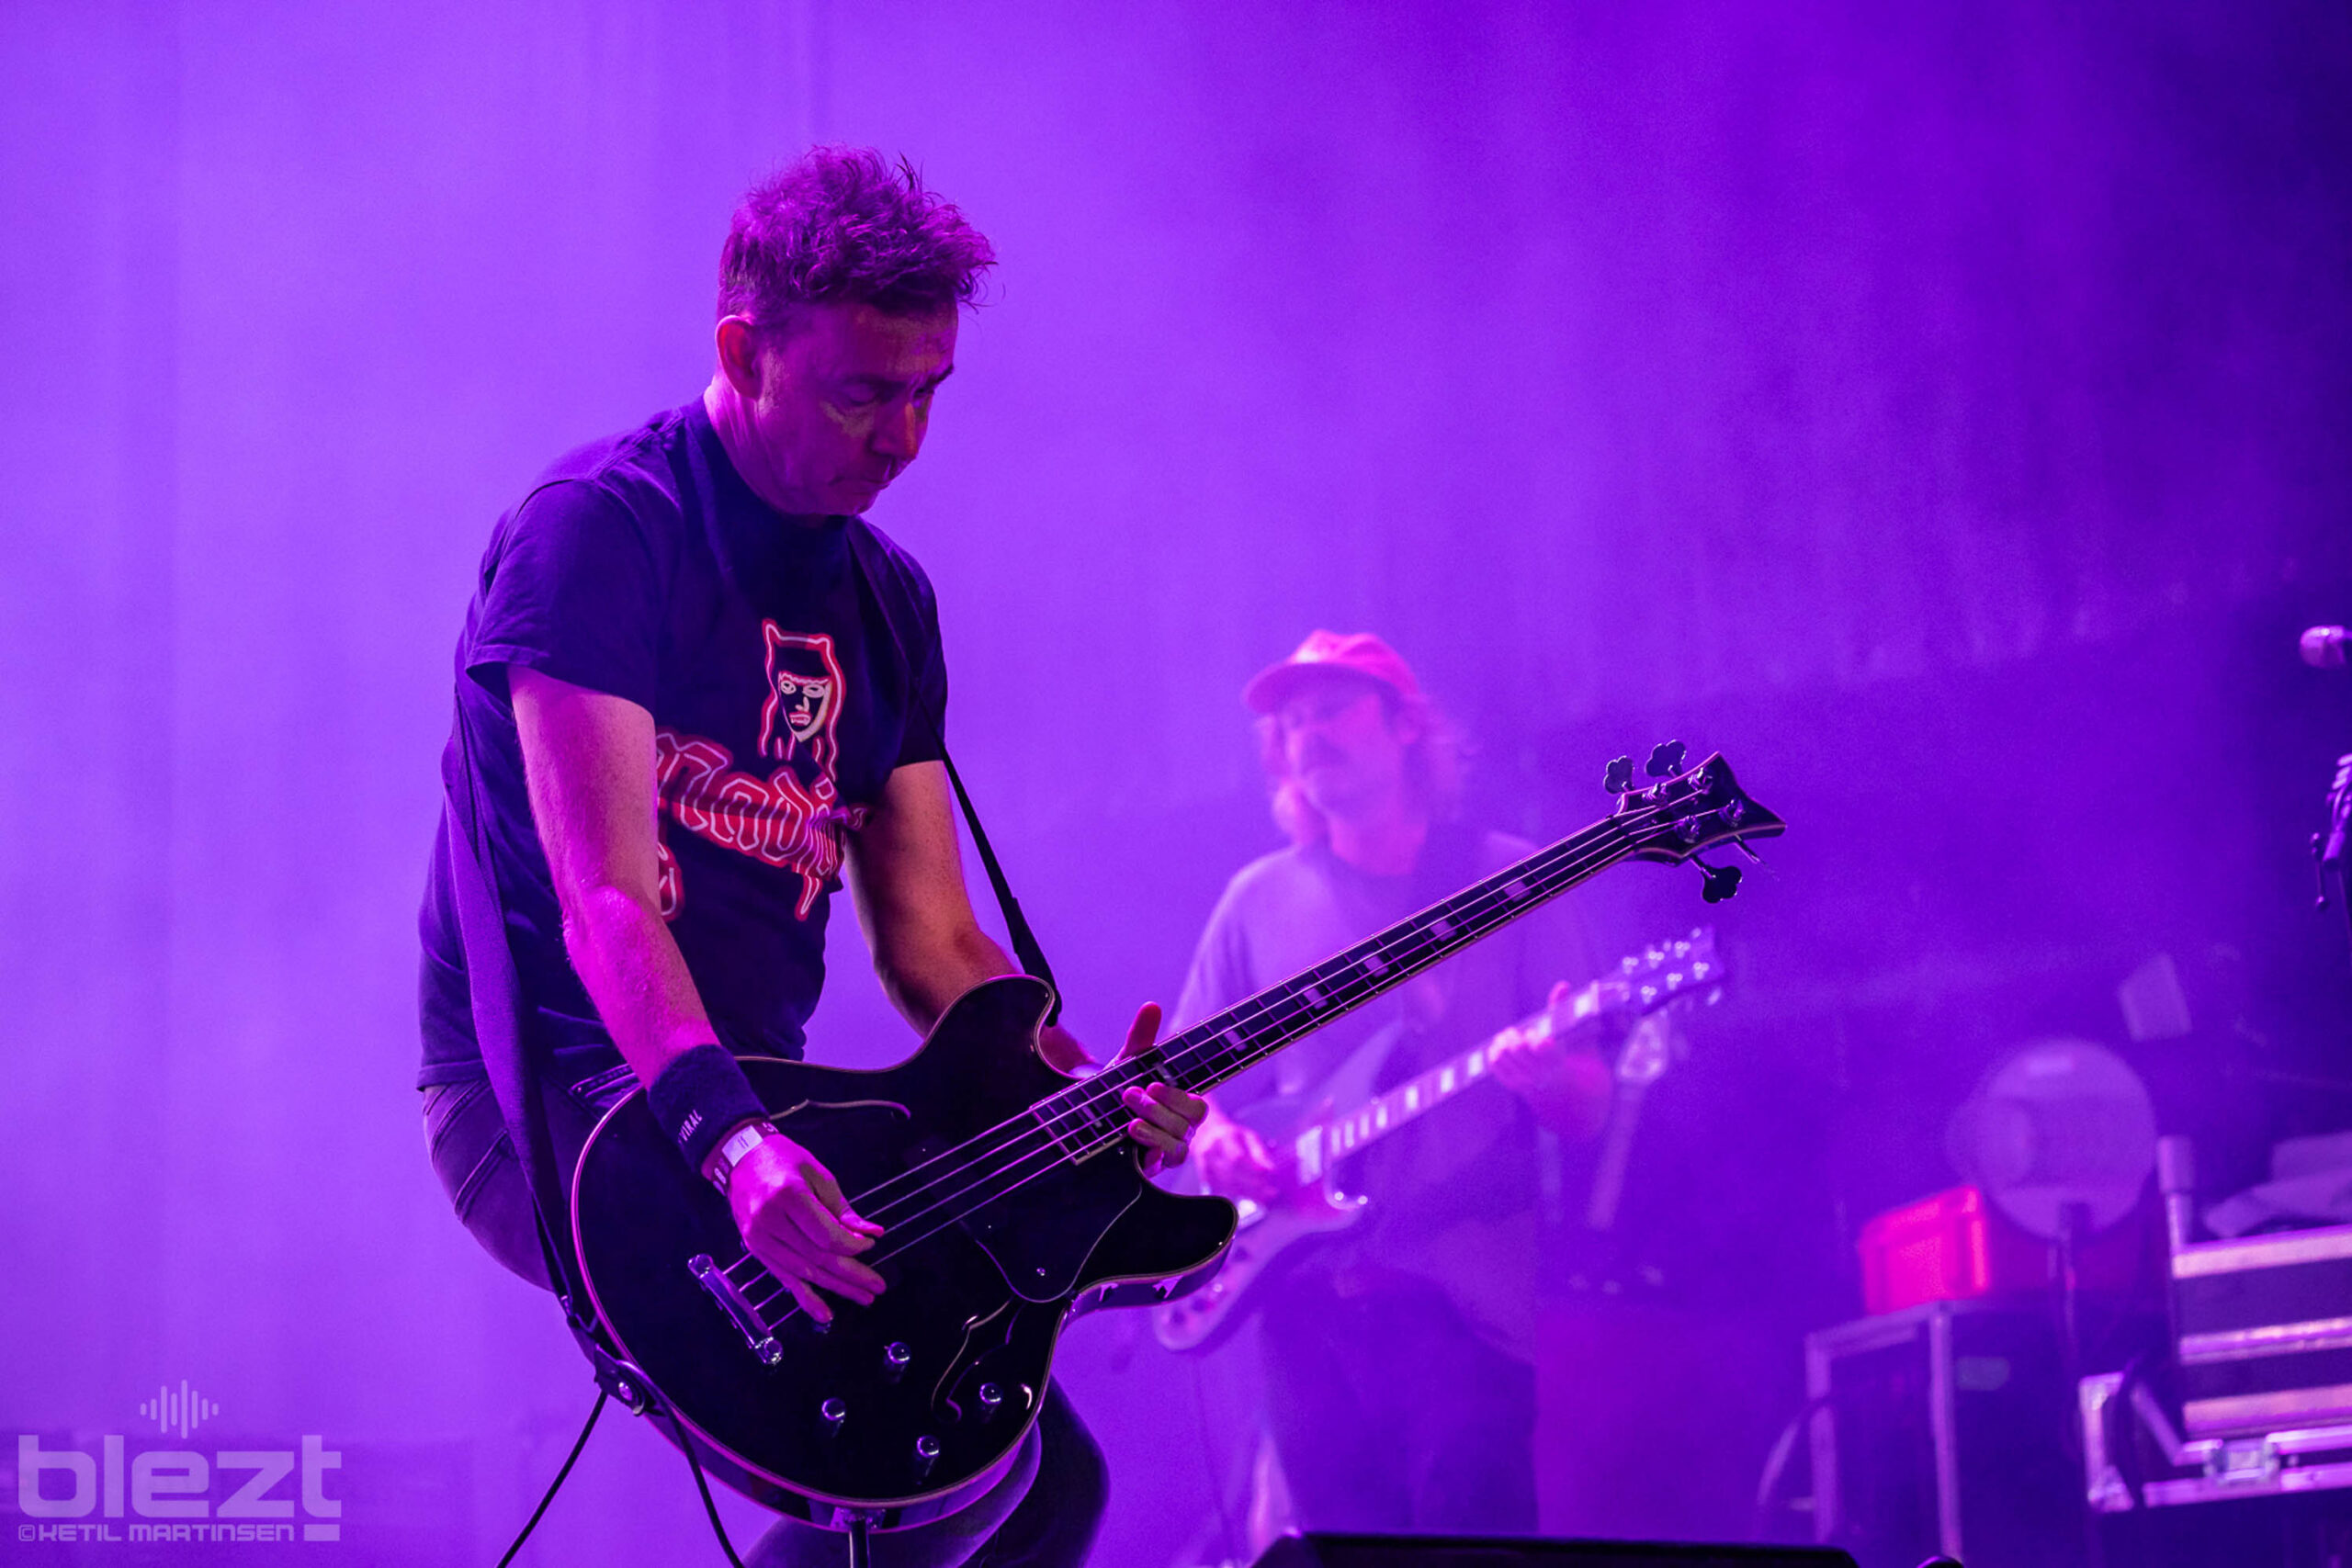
[654,728,869,919]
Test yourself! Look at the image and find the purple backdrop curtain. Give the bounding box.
[6,1,2348,1561]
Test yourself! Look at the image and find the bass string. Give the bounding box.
[725,800,1668,1307]
[819,800,1660,1230]
[732,844,1619,1317]
[836,807,1645,1234]
[1139,816,1647,1092]
[726,800,1684,1315]
[737,851,1594,1322]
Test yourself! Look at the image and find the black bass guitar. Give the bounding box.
[568,747,1780,1519]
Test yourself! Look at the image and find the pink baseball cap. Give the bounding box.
[1242,630,1424,714]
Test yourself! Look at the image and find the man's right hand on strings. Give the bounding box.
[720,1127,887,1324]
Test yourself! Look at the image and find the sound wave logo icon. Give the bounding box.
[137,1381,219,1439]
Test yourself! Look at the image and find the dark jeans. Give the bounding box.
[422,1073,1107,1568]
[1259,1277,1538,1535]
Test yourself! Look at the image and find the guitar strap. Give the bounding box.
[844,523,1062,1025]
[439,704,602,1338]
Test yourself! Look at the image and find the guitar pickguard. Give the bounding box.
[933,1299,1012,1424]
[960,1141,1146,1303]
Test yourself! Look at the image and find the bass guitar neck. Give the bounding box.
[1153,929,1721,1353]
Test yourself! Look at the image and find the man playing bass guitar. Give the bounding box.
[1178,632,1618,1538]
[415,148,1204,1567]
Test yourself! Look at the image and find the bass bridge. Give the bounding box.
[689,1253,784,1367]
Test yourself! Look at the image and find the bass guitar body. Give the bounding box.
[569,976,1238,1518]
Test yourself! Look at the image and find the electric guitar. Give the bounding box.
[567,747,1780,1522]
[1149,928,1721,1354]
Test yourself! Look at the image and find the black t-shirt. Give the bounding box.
[416,398,946,1088]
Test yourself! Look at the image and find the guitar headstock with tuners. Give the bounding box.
[1603,742,1784,903]
[1592,927,1723,1087]
[1591,926,1723,1021]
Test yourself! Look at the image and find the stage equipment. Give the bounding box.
[2299,622,2352,959]
[567,753,1781,1517]
[1859,1185,2063,1317]
[2083,1365,2352,1511]
[1855,1184,2147,1319]
[1946,1035,2158,1404]
[2170,1220,2352,1438]
[1806,1301,2081,1567]
[1944,1040,2156,1246]
[2315,751,2352,958]
[1248,1537,1859,1566]
[2083,1138,2352,1548]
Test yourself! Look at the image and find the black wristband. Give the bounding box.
[646,1043,767,1177]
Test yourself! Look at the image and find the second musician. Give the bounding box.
[1175,631,1619,1536]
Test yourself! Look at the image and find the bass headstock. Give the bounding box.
[1605,744,1785,903]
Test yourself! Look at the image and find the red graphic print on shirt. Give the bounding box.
[758,626,845,779]
[654,625,866,920]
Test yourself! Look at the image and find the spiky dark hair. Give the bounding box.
[718,147,996,323]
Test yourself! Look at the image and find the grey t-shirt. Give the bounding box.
[1173,822,1598,1361]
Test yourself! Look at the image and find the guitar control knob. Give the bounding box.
[978,1383,1002,1413]
[913,1436,940,1472]
[883,1341,912,1381]
[820,1398,847,1429]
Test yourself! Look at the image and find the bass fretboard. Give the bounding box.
[1033,813,1639,1160]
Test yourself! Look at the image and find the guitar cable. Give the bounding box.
[662,1403,752,1568]
[497,1390,606,1567]
[493,1384,842,1568]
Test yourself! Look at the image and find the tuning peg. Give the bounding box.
[1603,755,1635,794]
[1695,857,1742,904]
[1645,740,1688,778]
